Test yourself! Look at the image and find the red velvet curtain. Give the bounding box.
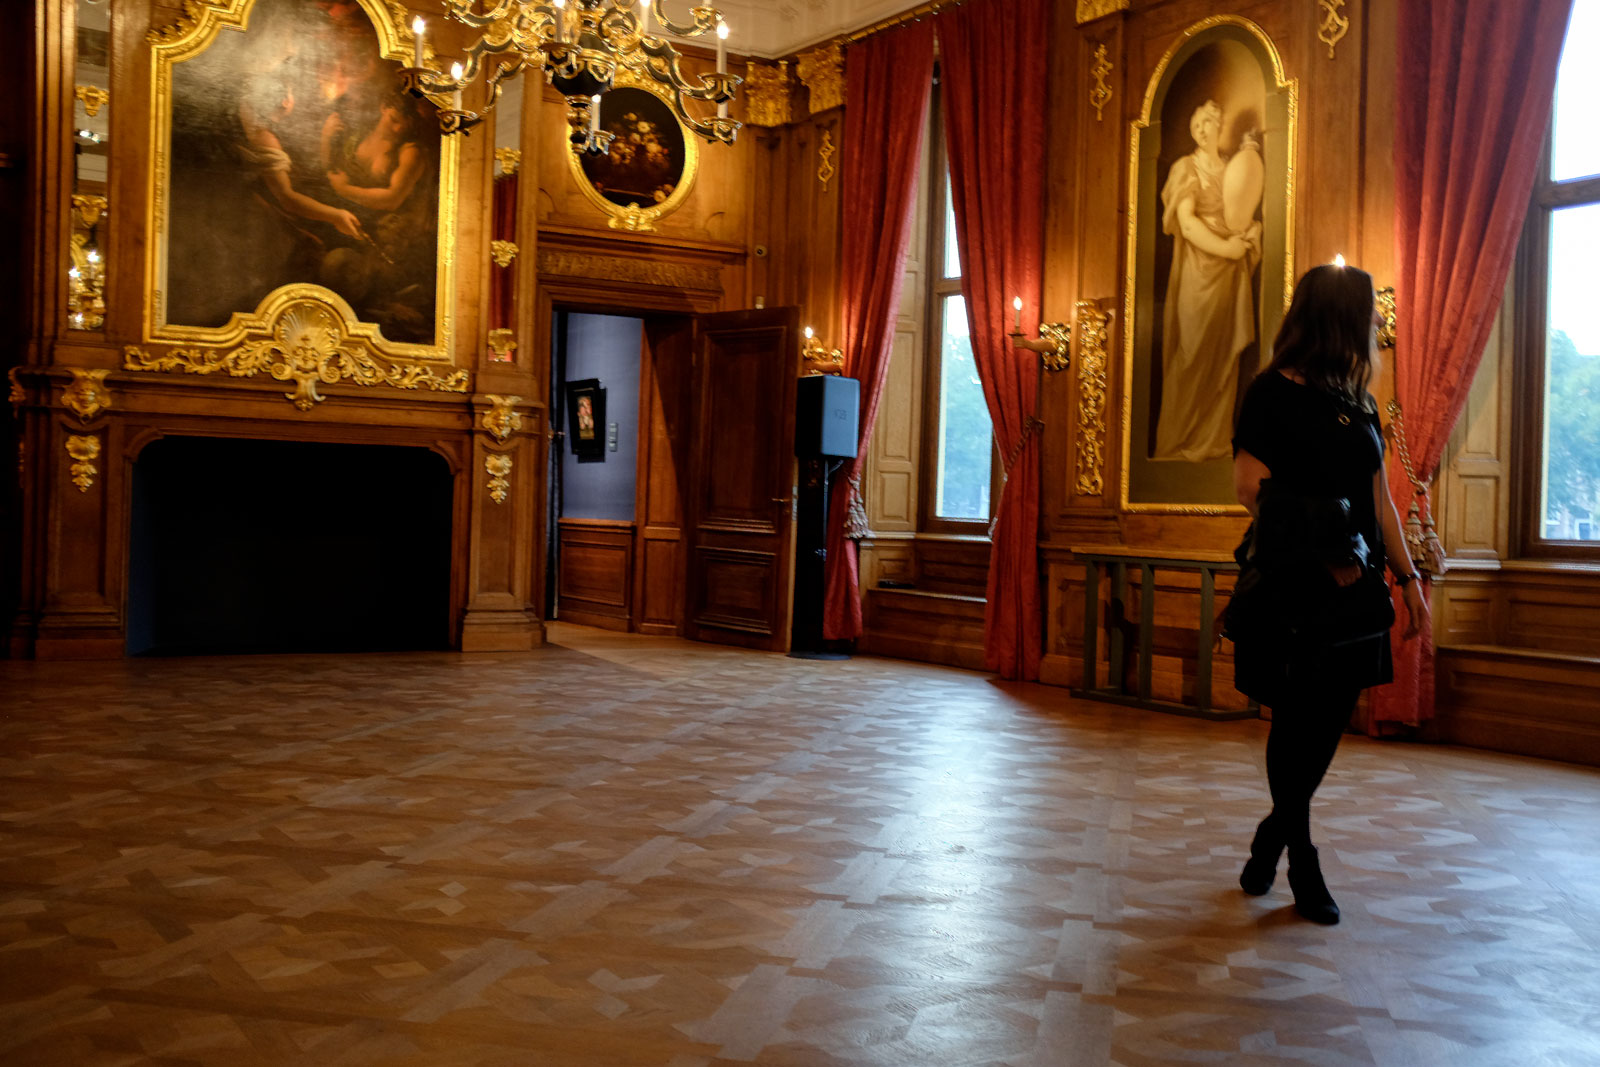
[820,22,936,641]
[936,0,1050,680]
[1371,0,1572,730]
[489,173,519,333]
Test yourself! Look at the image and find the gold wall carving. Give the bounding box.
[1074,301,1111,497]
[485,453,513,504]
[486,328,518,362]
[7,367,24,409]
[75,84,110,118]
[1376,286,1397,349]
[744,61,792,128]
[66,435,100,492]
[61,369,112,423]
[797,40,845,115]
[1318,0,1350,59]
[490,240,519,267]
[818,130,836,191]
[481,395,524,442]
[1076,0,1130,24]
[494,147,522,176]
[123,289,471,410]
[145,0,459,365]
[1090,44,1113,121]
[537,249,722,292]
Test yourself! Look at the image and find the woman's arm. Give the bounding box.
[329,144,424,211]
[1375,469,1429,640]
[1177,198,1250,259]
[1234,448,1270,516]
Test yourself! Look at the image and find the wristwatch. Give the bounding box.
[1393,571,1420,588]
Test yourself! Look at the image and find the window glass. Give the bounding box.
[942,177,962,279]
[934,295,992,520]
[1540,202,1600,540]
[1551,0,1600,182]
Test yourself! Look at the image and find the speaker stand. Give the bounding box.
[789,456,852,660]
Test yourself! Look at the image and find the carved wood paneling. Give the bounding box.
[558,519,634,630]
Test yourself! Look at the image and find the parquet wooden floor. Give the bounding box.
[2,625,1598,1066]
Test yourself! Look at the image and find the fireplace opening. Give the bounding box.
[127,436,453,656]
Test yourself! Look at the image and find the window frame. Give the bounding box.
[1513,138,1600,559]
[917,86,999,535]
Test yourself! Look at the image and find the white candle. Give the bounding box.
[450,62,464,110]
[553,0,565,43]
[716,20,728,73]
[804,326,813,340]
[590,94,601,135]
[411,16,425,68]
[1013,296,1022,332]
[641,2,651,36]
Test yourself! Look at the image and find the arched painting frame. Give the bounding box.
[1120,16,1296,513]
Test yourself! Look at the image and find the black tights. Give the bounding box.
[1263,683,1361,852]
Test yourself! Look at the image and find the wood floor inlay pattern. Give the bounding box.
[2,625,1598,1065]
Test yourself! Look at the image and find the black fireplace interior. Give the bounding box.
[128,436,453,656]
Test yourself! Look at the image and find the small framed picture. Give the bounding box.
[565,378,606,461]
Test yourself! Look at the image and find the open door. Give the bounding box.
[684,307,800,651]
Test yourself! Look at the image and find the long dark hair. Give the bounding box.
[1267,263,1377,409]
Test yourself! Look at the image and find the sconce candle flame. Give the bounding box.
[1333,253,1346,268]
[1012,296,1023,333]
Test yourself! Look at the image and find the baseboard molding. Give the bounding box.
[1436,644,1600,768]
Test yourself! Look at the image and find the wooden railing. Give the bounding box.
[1071,545,1258,721]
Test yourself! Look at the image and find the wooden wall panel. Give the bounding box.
[557,519,633,630]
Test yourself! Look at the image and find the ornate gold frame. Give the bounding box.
[139,0,460,382]
[1120,15,1296,515]
[564,68,700,234]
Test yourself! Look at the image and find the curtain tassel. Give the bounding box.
[1387,398,1448,579]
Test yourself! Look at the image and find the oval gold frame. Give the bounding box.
[565,70,700,233]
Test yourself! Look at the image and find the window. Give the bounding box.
[1520,1,1600,555]
[922,112,996,531]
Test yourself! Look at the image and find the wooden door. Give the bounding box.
[685,308,800,651]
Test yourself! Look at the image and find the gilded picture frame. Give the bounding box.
[134,0,464,397]
[1121,16,1296,513]
[565,71,700,233]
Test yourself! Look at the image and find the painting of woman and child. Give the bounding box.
[165,0,441,346]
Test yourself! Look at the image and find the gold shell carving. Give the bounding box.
[66,434,100,492]
[744,61,792,128]
[490,240,520,268]
[123,291,470,410]
[797,40,845,115]
[485,452,513,504]
[75,84,110,118]
[62,369,112,422]
[1073,300,1111,498]
[481,395,524,442]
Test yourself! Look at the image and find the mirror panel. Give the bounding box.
[488,69,523,364]
[69,0,110,331]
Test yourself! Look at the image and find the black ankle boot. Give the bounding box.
[1239,817,1283,896]
[1286,845,1340,924]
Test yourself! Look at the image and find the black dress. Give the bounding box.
[1230,370,1393,705]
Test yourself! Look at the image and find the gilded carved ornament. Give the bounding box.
[62,369,112,422]
[1090,44,1113,122]
[494,147,522,176]
[75,84,110,118]
[537,248,722,292]
[1076,0,1129,24]
[743,61,792,128]
[797,40,845,115]
[1073,301,1112,497]
[486,328,518,362]
[1318,0,1351,59]
[817,130,836,191]
[1375,286,1397,349]
[481,395,524,442]
[66,435,100,492]
[485,452,513,504]
[124,290,470,410]
[7,367,24,410]
[490,240,520,267]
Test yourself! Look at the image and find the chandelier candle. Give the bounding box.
[553,0,565,43]
[717,19,727,72]
[450,62,463,110]
[411,16,424,68]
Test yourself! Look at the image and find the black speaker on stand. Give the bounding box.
[790,374,860,660]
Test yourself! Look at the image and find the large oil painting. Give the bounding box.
[159,0,446,348]
[1122,17,1295,511]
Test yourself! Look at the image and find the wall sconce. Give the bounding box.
[801,326,843,375]
[1008,297,1071,372]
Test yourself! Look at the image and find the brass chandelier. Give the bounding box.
[401,0,741,153]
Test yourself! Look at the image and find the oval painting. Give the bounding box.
[579,86,689,208]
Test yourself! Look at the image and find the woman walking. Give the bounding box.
[1228,262,1429,924]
